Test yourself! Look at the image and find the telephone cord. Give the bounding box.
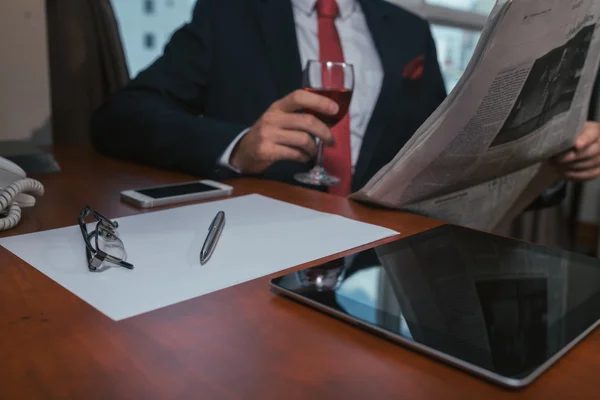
[0,179,45,232]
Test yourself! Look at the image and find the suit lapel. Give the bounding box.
[352,0,423,190]
[255,0,303,98]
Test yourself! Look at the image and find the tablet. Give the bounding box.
[270,224,600,388]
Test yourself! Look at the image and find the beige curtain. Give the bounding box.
[46,0,129,144]
[494,202,571,250]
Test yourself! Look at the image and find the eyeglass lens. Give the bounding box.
[94,229,127,262]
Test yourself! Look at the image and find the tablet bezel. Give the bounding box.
[269,224,600,389]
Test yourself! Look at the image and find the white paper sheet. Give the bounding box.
[0,194,398,320]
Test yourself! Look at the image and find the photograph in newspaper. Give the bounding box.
[492,25,596,147]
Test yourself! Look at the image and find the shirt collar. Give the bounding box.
[291,0,356,20]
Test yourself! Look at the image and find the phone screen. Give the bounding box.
[138,182,219,199]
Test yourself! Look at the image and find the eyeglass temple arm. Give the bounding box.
[118,260,134,269]
[79,206,118,228]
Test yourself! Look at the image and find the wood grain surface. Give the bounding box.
[0,145,597,399]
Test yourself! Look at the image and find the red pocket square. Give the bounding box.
[403,55,425,80]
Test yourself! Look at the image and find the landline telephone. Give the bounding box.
[0,157,44,232]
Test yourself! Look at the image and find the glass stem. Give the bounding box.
[316,140,325,167]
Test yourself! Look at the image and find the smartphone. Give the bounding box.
[120,180,233,208]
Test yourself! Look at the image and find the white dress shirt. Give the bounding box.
[219,0,383,172]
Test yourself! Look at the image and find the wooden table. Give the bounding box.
[0,145,597,399]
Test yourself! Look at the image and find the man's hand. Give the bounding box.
[230,90,338,174]
[551,121,600,181]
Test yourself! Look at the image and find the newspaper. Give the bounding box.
[350,0,600,231]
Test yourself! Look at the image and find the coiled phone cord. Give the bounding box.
[0,179,45,232]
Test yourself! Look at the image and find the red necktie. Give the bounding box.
[316,0,352,196]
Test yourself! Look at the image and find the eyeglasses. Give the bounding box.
[78,205,134,272]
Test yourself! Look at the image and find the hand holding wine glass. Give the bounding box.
[230,90,339,174]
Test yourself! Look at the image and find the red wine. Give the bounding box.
[304,88,352,127]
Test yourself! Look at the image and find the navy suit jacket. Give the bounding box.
[91,0,447,192]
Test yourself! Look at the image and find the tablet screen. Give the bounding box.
[271,224,600,381]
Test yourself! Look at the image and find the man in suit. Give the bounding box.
[92,0,600,197]
[91,0,446,196]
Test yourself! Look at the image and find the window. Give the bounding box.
[143,0,155,14]
[431,24,481,92]
[144,33,156,49]
[390,0,496,92]
[426,0,495,15]
[111,0,197,77]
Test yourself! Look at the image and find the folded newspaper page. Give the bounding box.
[350,0,600,231]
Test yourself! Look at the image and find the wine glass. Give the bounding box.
[294,60,354,187]
[295,259,348,292]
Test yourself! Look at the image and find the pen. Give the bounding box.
[200,211,225,264]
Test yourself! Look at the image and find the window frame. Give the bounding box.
[388,0,489,31]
